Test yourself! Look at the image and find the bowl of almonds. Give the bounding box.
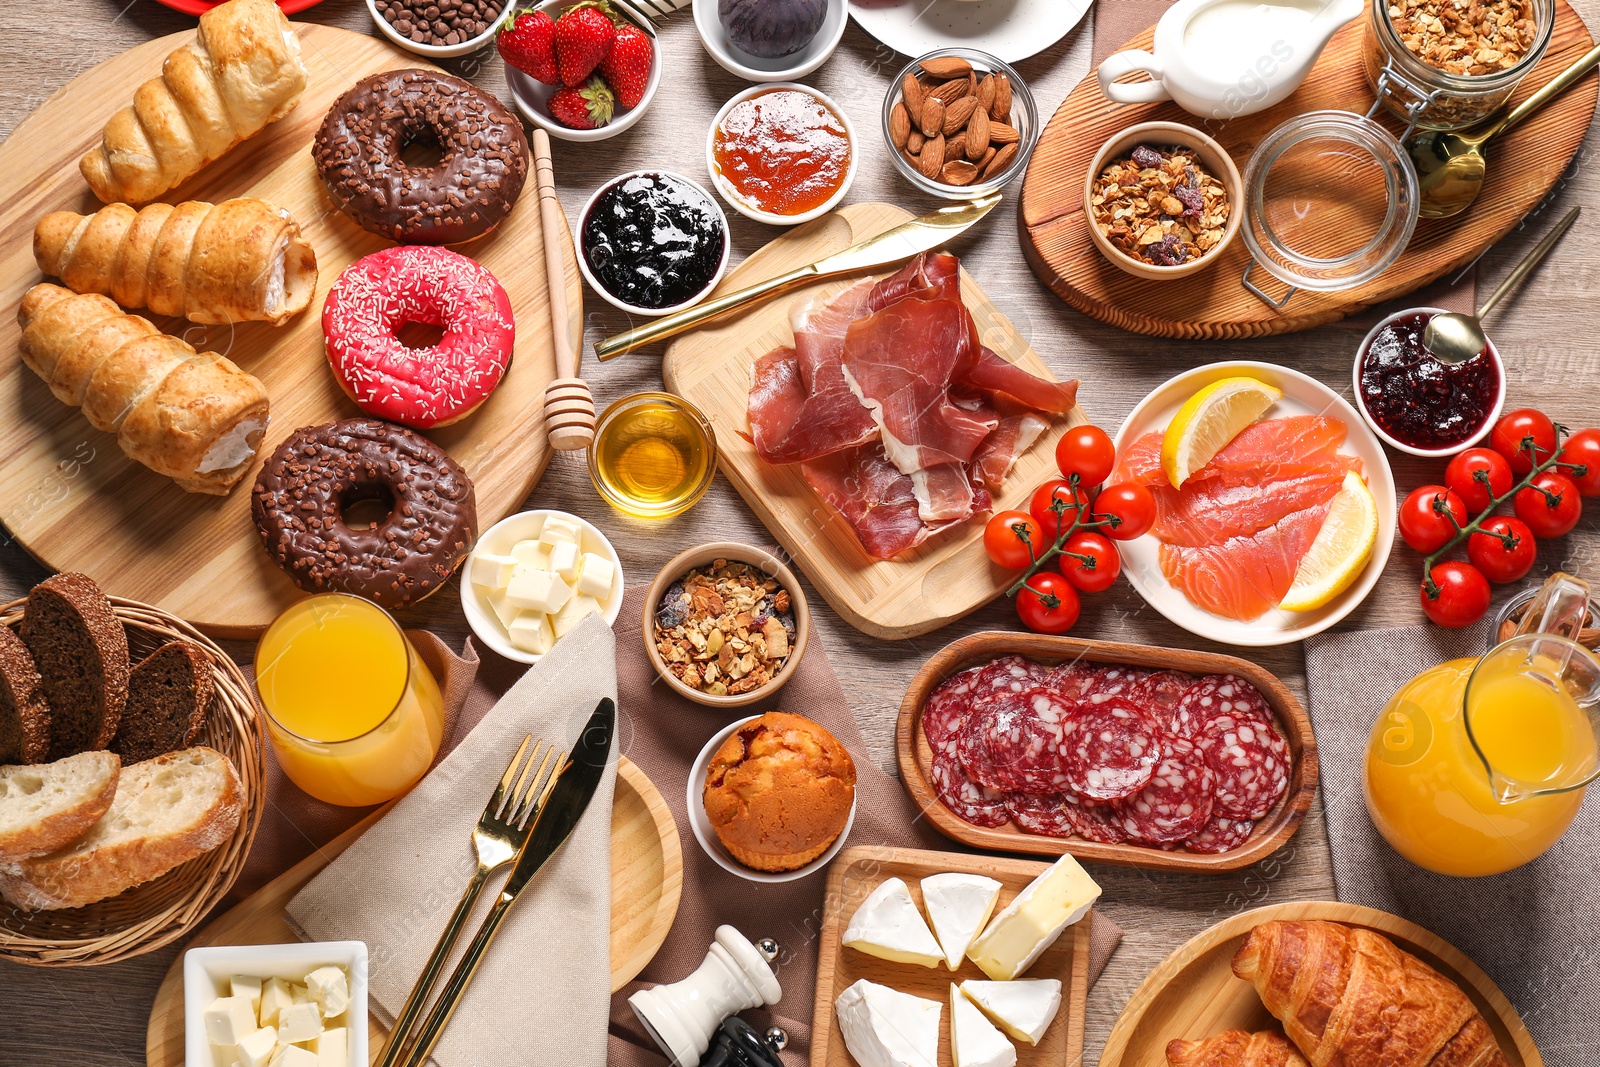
[884,48,1038,199]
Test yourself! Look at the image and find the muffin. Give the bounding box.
[703,712,857,872]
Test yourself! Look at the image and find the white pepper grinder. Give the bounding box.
[629,925,783,1067]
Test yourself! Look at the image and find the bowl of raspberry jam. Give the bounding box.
[1354,307,1506,457]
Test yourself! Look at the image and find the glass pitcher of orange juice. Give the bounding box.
[1365,572,1600,877]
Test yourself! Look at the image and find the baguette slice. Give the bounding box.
[0,751,120,862]
[0,746,240,910]
[114,641,213,763]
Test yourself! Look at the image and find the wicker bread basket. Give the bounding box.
[0,595,264,967]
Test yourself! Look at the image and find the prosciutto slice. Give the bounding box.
[802,444,992,559]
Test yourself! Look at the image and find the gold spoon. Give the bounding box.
[1411,41,1600,219]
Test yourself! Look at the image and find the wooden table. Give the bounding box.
[2,3,1597,1065]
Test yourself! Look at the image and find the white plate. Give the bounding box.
[693,0,850,82]
[1112,361,1397,648]
[848,0,1092,63]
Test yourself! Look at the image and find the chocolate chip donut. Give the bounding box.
[312,69,528,245]
[251,418,477,609]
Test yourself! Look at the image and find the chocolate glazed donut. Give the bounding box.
[252,418,477,609]
[313,69,528,245]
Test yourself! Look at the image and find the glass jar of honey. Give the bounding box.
[588,392,717,519]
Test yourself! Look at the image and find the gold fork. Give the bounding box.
[375,735,564,1067]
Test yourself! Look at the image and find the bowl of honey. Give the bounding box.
[706,83,857,226]
[588,392,718,519]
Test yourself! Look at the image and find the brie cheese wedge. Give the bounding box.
[967,853,1100,980]
[843,877,945,968]
[950,983,1016,1067]
[834,979,941,1067]
[961,979,1062,1046]
[922,872,1002,970]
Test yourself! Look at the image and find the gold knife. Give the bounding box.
[593,193,1002,361]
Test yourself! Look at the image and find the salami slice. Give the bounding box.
[973,655,1050,703]
[984,688,1079,793]
[1045,661,1096,700]
[1127,670,1197,729]
[1185,814,1256,854]
[1174,674,1274,737]
[1082,665,1152,705]
[1197,713,1291,820]
[1004,791,1076,837]
[1062,793,1127,844]
[1056,697,1163,800]
[931,749,1010,827]
[922,666,982,747]
[1112,737,1215,844]
[956,702,1012,791]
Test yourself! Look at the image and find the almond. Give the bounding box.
[990,121,1021,145]
[890,102,911,149]
[943,134,967,163]
[919,135,945,179]
[908,129,925,154]
[992,74,1013,122]
[980,145,997,173]
[941,159,979,186]
[942,96,977,135]
[983,142,1018,180]
[977,74,996,113]
[921,97,944,138]
[930,77,971,103]
[965,107,990,161]
[901,73,925,126]
[919,56,973,80]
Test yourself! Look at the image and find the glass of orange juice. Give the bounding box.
[256,594,446,807]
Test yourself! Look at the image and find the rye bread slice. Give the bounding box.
[0,626,49,764]
[19,572,128,760]
[114,641,213,763]
[0,751,119,862]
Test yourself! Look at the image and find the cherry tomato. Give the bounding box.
[1514,470,1583,539]
[1060,531,1121,593]
[1467,517,1537,584]
[1094,482,1157,541]
[1558,428,1600,497]
[1055,424,1116,489]
[1398,485,1467,553]
[1491,408,1558,474]
[984,510,1042,570]
[1420,562,1491,628]
[1016,571,1081,634]
[1029,479,1089,541]
[1444,447,1513,515]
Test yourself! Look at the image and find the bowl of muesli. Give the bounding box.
[1083,121,1243,281]
[643,543,811,709]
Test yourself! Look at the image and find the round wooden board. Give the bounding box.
[1099,900,1541,1067]
[1018,3,1599,338]
[142,757,681,1067]
[0,22,583,637]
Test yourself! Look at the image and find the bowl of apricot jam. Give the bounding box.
[706,83,857,226]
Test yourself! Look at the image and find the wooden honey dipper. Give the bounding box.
[533,129,595,451]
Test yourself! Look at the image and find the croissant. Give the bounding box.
[34,199,318,326]
[17,284,271,495]
[1232,921,1509,1067]
[80,0,306,204]
[1167,1030,1310,1067]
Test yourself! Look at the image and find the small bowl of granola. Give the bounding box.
[1083,121,1242,281]
[643,543,811,709]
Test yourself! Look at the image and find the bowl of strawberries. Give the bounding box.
[500,0,662,141]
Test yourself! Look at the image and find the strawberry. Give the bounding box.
[548,76,615,129]
[497,8,559,85]
[554,2,617,87]
[599,22,653,110]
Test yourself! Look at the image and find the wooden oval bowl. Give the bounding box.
[895,631,1317,872]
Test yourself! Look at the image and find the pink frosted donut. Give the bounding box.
[323,246,514,429]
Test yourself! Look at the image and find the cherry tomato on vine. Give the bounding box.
[1514,470,1583,539]
[1094,482,1156,541]
[984,510,1041,570]
[1558,428,1600,497]
[1398,485,1467,553]
[1444,448,1513,515]
[1467,516,1537,584]
[1016,571,1081,634]
[1029,479,1089,541]
[1060,531,1121,593]
[1420,562,1491,628]
[1491,408,1558,474]
[1055,424,1116,488]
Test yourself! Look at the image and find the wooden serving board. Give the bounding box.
[0,23,583,637]
[811,845,1090,1067]
[1099,900,1540,1067]
[663,203,1086,640]
[144,758,681,1067]
[1019,2,1599,338]
[895,632,1318,872]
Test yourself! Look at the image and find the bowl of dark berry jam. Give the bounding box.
[579,171,731,317]
[1354,308,1506,457]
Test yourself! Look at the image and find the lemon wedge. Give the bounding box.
[1161,377,1283,488]
[1279,471,1379,612]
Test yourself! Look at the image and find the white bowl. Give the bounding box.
[705,82,858,226]
[461,509,625,664]
[184,941,368,1067]
[687,715,857,884]
[365,0,503,58]
[1352,307,1507,458]
[577,170,731,316]
[692,0,848,82]
[505,0,664,142]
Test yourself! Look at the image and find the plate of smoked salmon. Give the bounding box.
[1112,362,1396,647]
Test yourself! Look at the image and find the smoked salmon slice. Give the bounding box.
[1158,505,1331,621]
[1115,415,1352,488]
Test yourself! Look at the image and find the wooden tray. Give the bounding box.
[1099,901,1541,1067]
[895,632,1318,872]
[1019,2,1599,338]
[663,202,1087,640]
[810,845,1090,1067]
[143,758,681,1067]
[0,22,583,638]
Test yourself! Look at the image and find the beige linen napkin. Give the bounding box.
[288,612,618,1067]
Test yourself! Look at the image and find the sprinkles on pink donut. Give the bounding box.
[323,245,514,429]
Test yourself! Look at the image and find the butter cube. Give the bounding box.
[235,1026,277,1067]
[213,1044,243,1067]
[290,983,311,1006]
[277,1002,323,1044]
[548,540,579,581]
[229,975,262,1017]
[204,996,259,1047]
[507,612,554,655]
[267,1045,318,1067]
[539,513,583,547]
[305,966,350,1018]
[487,589,521,630]
[510,539,550,568]
[551,594,602,638]
[573,553,614,600]
[258,977,294,1027]
[506,566,572,614]
[469,552,518,589]
[314,1027,348,1067]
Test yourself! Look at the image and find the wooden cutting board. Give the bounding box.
[1019,2,1598,339]
[143,758,681,1067]
[0,22,583,637]
[662,203,1087,640]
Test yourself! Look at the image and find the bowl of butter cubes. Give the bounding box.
[461,509,625,664]
[185,941,366,1067]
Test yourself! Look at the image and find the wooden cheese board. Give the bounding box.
[1019,1,1599,338]
[1099,900,1541,1067]
[811,845,1090,1067]
[895,632,1318,872]
[662,202,1087,640]
[143,758,680,1067]
[0,22,584,638]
